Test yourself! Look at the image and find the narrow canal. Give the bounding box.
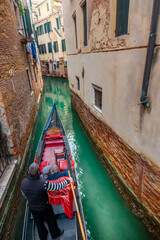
[26,76,153,240]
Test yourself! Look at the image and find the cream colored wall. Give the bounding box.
[63,0,160,169]
[63,0,160,54]
[35,0,67,62]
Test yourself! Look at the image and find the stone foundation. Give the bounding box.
[71,90,160,237]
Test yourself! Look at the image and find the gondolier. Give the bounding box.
[21,162,73,240]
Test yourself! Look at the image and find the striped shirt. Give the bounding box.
[44,179,70,191]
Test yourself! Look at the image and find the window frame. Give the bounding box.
[92,84,102,113]
[72,12,78,49]
[115,0,130,37]
[38,8,41,16]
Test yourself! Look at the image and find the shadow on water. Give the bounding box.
[15,76,154,240]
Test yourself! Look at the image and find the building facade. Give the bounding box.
[0,0,43,236]
[34,0,67,77]
[62,0,160,232]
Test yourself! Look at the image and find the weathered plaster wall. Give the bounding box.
[63,0,160,54]
[67,47,160,170]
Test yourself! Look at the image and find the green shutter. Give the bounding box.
[56,18,59,29]
[47,22,51,33]
[38,45,41,54]
[24,8,32,37]
[62,39,66,52]
[41,45,44,54]
[36,27,39,36]
[83,3,87,46]
[48,42,52,53]
[116,0,130,37]
[53,41,57,52]
[44,23,47,33]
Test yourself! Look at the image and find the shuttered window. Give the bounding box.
[47,2,49,11]
[44,23,47,33]
[53,41,59,52]
[56,18,60,29]
[38,45,41,54]
[73,15,78,49]
[48,42,52,53]
[115,0,130,37]
[61,39,66,52]
[82,2,87,46]
[24,8,32,37]
[44,22,51,33]
[39,44,46,54]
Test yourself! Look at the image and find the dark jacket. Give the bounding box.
[21,175,70,210]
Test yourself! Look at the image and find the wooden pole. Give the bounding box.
[68,171,86,240]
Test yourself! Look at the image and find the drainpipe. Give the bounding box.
[138,0,160,107]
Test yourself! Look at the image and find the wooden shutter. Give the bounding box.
[56,18,59,29]
[48,42,52,53]
[44,23,47,33]
[83,3,87,46]
[53,41,57,52]
[61,39,66,52]
[24,8,32,37]
[116,0,130,37]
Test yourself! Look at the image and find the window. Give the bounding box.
[33,65,38,83]
[26,69,32,91]
[57,61,59,68]
[38,45,41,54]
[115,0,130,37]
[44,44,47,54]
[40,25,43,35]
[61,39,66,52]
[44,22,51,33]
[39,44,47,54]
[56,18,60,29]
[48,42,52,53]
[73,14,78,49]
[53,41,59,52]
[46,2,49,11]
[76,76,80,91]
[64,61,67,68]
[93,85,102,111]
[82,2,87,46]
[38,8,41,16]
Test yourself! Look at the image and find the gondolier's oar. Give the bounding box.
[68,171,86,240]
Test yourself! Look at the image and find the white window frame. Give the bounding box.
[92,84,102,113]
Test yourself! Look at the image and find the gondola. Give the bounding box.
[22,104,87,240]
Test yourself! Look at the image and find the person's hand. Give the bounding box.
[69,177,73,183]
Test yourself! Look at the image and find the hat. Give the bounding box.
[29,162,39,176]
[43,165,52,175]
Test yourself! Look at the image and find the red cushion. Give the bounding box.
[40,161,49,173]
[59,159,68,171]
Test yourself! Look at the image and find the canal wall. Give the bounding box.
[0,98,42,239]
[70,90,160,237]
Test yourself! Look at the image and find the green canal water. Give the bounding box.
[28,76,154,240]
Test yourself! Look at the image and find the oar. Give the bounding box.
[68,171,86,240]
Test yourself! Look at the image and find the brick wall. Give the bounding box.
[71,90,160,225]
[0,0,40,161]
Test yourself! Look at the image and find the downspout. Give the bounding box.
[139,0,160,107]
